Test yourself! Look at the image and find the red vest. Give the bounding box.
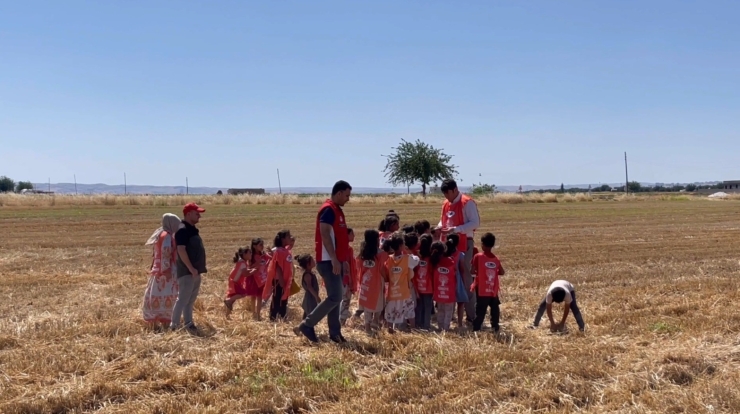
[315,200,349,262]
[441,194,475,253]
[473,253,501,297]
[414,257,433,295]
[433,256,457,303]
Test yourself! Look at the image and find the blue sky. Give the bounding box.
[1,1,738,189]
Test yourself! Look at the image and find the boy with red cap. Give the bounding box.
[171,202,207,334]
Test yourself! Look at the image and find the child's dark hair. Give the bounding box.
[250,238,263,264]
[273,230,291,248]
[414,220,430,235]
[347,227,354,235]
[360,229,380,261]
[384,215,399,231]
[233,247,250,263]
[445,233,459,256]
[418,234,433,258]
[404,232,419,250]
[378,219,386,232]
[295,254,313,270]
[481,232,496,249]
[429,241,446,268]
[381,238,393,253]
[402,224,415,234]
[388,232,405,253]
[551,289,566,303]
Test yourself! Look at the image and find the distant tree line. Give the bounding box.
[0,176,35,193]
[525,182,723,194]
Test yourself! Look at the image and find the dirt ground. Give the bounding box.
[1,200,739,413]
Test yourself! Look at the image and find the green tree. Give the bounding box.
[628,181,642,193]
[383,139,457,196]
[15,181,34,193]
[685,184,697,192]
[597,184,612,192]
[560,183,565,193]
[0,176,15,193]
[471,183,495,195]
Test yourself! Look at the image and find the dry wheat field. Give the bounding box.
[1,199,739,413]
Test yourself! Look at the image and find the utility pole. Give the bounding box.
[124,173,127,195]
[74,175,77,195]
[624,152,629,194]
[48,178,51,193]
[186,177,189,195]
[277,169,282,194]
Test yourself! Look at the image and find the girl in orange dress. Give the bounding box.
[224,247,258,319]
[249,238,270,321]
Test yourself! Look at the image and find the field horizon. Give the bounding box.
[1,200,739,413]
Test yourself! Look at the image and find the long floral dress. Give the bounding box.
[142,231,179,324]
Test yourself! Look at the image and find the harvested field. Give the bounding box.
[1,200,739,413]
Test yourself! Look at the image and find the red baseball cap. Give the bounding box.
[183,202,206,215]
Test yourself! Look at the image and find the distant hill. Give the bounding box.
[31,181,721,195]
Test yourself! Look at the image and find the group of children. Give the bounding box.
[222,210,509,335]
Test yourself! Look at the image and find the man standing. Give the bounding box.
[438,178,480,324]
[171,202,207,334]
[295,180,352,343]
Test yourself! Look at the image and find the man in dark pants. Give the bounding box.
[295,180,352,343]
[532,280,585,332]
[171,203,207,334]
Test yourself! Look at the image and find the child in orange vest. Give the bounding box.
[340,228,358,325]
[384,233,419,333]
[263,230,294,322]
[295,253,321,320]
[379,215,399,246]
[224,247,258,319]
[414,234,434,330]
[357,229,387,333]
[430,241,456,331]
[470,233,505,333]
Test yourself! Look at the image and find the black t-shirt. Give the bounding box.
[175,221,207,277]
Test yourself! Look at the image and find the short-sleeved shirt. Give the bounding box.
[175,221,207,277]
[318,206,337,263]
[545,280,574,304]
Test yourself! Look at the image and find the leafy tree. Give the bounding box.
[15,181,34,193]
[471,183,495,195]
[628,181,642,193]
[560,183,565,193]
[685,184,697,192]
[0,176,15,193]
[597,184,612,192]
[383,139,457,196]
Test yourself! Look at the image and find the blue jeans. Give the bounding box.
[303,261,343,337]
[533,291,585,331]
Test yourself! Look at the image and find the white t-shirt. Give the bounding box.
[394,254,420,270]
[546,280,575,304]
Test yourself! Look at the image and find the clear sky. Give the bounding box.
[1,1,738,189]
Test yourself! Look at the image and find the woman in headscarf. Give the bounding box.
[142,213,182,328]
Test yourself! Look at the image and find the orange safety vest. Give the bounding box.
[357,253,386,311]
[386,255,412,301]
[433,256,457,303]
[414,257,433,295]
[262,247,293,301]
[441,194,476,253]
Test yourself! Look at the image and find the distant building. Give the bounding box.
[722,180,740,191]
[227,188,266,195]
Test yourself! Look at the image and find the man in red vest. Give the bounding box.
[295,180,353,343]
[438,178,480,325]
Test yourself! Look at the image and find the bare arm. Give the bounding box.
[320,223,338,261]
[233,265,247,283]
[559,304,570,326]
[177,245,198,277]
[546,302,556,326]
[499,265,505,276]
[303,273,320,301]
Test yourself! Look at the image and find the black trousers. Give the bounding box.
[533,291,585,331]
[270,283,288,321]
[473,294,500,332]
